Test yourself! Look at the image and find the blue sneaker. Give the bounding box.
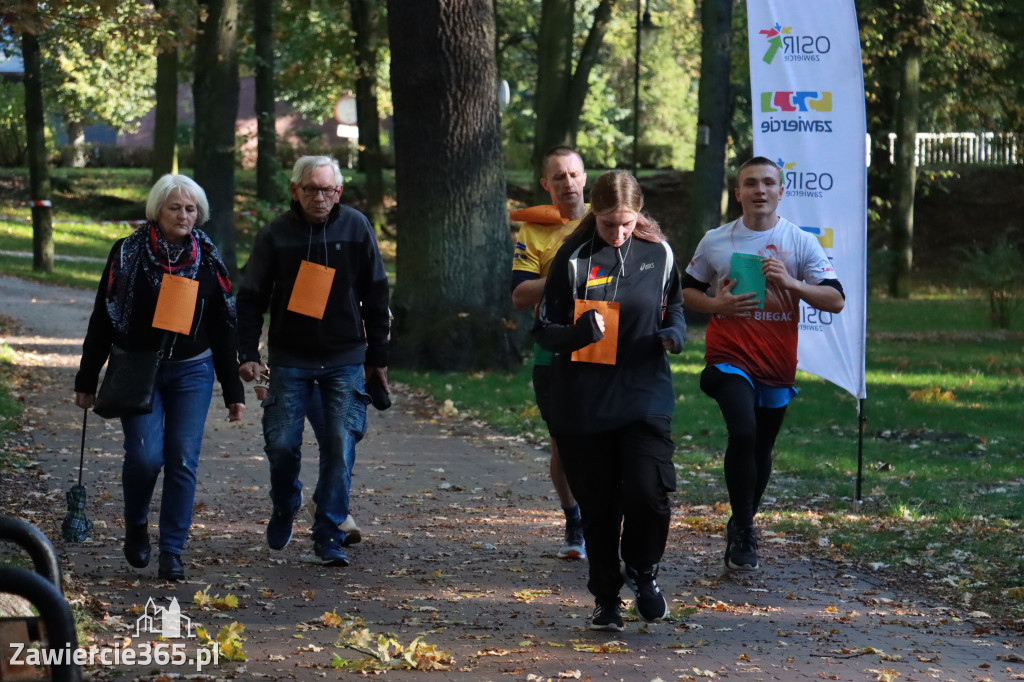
[267,494,301,550]
[314,540,350,567]
[557,520,586,560]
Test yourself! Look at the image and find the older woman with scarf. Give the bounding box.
[75,174,244,581]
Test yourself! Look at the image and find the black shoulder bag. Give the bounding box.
[93,336,168,419]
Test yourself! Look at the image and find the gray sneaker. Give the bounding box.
[340,515,362,546]
[557,520,586,560]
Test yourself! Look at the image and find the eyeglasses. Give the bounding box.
[300,186,339,198]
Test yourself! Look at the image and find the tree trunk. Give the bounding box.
[253,0,281,203]
[193,0,240,279]
[564,0,613,142]
[889,42,921,299]
[387,0,518,371]
[690,0,732,257]
[352,0,385,234]
[66,119,87,168]
[530,0,573,196]
[22,31,53,273]
[151,3,179,183]
[530,0,612,199]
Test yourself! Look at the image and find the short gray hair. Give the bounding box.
[146,174,210,225]
[290,155,343,187]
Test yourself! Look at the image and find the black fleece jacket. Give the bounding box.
[533,231,686,436]
[236,201,390,369]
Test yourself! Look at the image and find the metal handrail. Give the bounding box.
[0,516,80,681]
[0,516,63,590]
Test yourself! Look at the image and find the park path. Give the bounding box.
[0,273,1021,682]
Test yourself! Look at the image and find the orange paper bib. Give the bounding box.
[152,273,198,334]
[287,260,336,319]
[571,300,619,365]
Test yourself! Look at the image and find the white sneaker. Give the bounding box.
[303,499,362,546]
[340,515,362,546]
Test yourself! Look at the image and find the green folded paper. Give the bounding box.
[729,252,766,309]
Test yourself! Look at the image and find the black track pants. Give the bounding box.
[555,420,675,603]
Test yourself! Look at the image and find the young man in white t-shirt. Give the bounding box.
[681,157,845,571]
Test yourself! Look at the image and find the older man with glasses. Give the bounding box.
[237,155,391,567]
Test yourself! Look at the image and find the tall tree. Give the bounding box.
[253,0,280,203]
[193,0,240,277]
[151,0,180,181]
[530,0,613,189]
[387,0,518,371]
[4,1,122,272]
[22,30,52,272]
[690,0,732,255]
[888,1,924,299]
[45,1,156,167]
[351,0,385,233]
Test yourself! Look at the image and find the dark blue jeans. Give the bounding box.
[262,363,369,545]
[120,352,214,555]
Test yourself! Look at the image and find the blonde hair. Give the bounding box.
[568,170,666,243]
[146,175,209,225]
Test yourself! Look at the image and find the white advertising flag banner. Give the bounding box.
[747,0,868,399]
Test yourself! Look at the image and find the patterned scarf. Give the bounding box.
[105,222,235,334]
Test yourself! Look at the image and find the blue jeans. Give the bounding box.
[120,353,214,555]
[262,363,369,544]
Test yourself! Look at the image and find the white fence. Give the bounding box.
[887,132,1020,166]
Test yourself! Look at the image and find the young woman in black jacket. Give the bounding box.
[534,171,686,631]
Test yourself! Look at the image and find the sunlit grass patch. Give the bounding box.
[772,508,1024,620]
[0,255,103,290]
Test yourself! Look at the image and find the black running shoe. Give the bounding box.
[725,517,759,571]
[621,563,669,622]
[123,522,151,568]
[589,599,624,632]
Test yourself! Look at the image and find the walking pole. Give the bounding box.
[61,409,93,542]
[78,409,87,486]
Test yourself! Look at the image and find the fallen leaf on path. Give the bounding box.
[513,589,551,603]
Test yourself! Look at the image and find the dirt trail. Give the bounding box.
[1,274,1021,682]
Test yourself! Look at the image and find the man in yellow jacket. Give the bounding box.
[510,145,588,559]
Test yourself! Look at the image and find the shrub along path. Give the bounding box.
[1,274,1021,681]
